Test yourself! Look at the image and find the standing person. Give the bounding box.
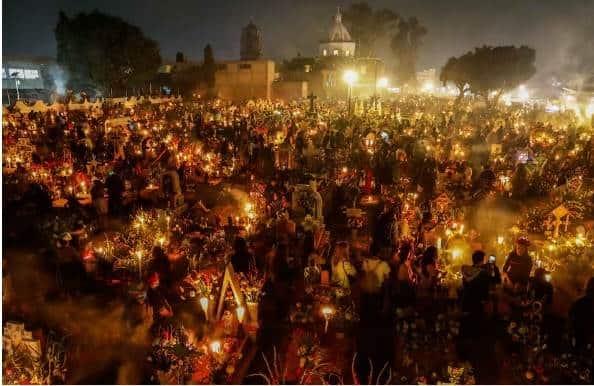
[569,277,594,351]
[416,246,439,306]
[461,251,491,320]
[357,251,393,377]
[91,179,108,230]
[360,253,391,315]
[528,268,554,308]
[372,205,395,259]
[230,237,253,274]
[391,242,416,309]
[502,237,533,292]
[331,241,356,288]
[106,170,124,217]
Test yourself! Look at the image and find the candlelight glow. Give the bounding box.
[200,297,209,315]
[343,70,358,86]
[377,77,389,88]
[209,340,221,353]
[236,306,245,323]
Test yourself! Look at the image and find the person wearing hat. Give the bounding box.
[502,237,533,291]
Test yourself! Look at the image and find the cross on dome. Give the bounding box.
[328,6,352,42]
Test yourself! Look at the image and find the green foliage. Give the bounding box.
[390,17,427,84]
[55,10,161,94]
[440,46,536,105]
[342,2,399,57]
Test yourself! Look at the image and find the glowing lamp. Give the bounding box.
[343,70,358,86]
[497,236,504,245]
[422,82,434,93]
[517,84,529,103]
[377,77,389,88]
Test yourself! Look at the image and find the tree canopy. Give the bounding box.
[342,2,399,57]
[390,17,427,85]
[440,45,536,104]
[439,56,472,100]
[55,10,161,94]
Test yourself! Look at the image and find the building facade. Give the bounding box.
[215,60,275,100]
[2,56,59,103]
[318,8,356,58]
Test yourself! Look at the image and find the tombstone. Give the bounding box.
[548,204,570,238]
[3,322,40,359]
[291,181,323,225]
[216,264,259,337]
[274,141,294,170]
[490,143,502,157]
[346,207,365,240]
[365,132,377,153]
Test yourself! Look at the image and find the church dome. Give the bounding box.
[327,8,352,42]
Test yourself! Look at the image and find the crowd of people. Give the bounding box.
[2,93,594,384]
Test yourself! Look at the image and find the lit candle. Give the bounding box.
[200,297,209,320]
[236,305,245,324]
[321,306,334,333]
[209,340,221,354]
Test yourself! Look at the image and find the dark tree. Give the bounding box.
[203,44,216,94]
[439,56,472,103]
[440,45,536,106]
[390,17,427,85]
[342,2,399,57]
[176,51,185,63]
[55,10,161,95]
[389,18,427,85]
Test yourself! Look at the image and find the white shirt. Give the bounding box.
[362,258,391,290]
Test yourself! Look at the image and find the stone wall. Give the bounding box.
[10,95,183,113]
[272,81,308,101]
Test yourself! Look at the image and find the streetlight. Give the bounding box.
[377,77,389,89]
[374,77,389,111]
[343,70,358,116]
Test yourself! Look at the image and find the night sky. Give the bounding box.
[3,0,594,81]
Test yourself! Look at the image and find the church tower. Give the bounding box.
[240,21,263,60]
[319,8,356,58]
